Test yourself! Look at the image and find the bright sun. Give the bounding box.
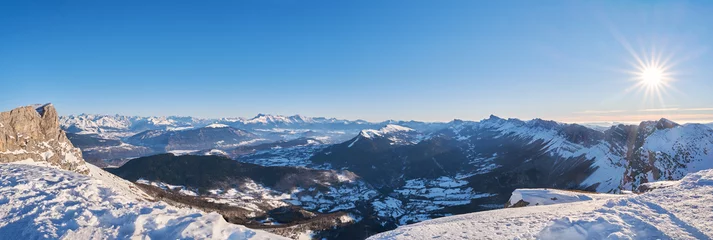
[640,66,664,86]
[622,45,678,107]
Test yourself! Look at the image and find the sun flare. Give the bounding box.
[622,45,678,107]
[640,66,664,87]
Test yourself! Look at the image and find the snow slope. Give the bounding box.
[0,164,287,240]
[86,163,153,201]
[369,169,713,240]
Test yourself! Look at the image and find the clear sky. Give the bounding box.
[1,0,712,123]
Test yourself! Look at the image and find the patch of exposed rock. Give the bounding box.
[504,199,530,208]
[0,104,88,174]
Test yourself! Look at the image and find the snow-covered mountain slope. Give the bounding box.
[355,124,423,146]
[369,169,713,240]
[0,163,286,240]
[86,163,153,200]
[446,116,713,193]
[638,123,713,179]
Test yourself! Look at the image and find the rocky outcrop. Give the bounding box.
[0,104,88,174]
[504,199,530,208]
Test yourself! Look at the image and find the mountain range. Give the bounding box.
[3,104,713,239]
[58,110,713,239]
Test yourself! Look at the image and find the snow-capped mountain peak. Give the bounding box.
[243,113,309,125]
[205,123,230,128]
[359,124,415,139]
[381,124,415,133]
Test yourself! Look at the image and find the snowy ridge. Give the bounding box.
[0,164,286,239]
[242,114,313,125]
[458,116,628,192]
[369,169,713,240]
[59,114,132,131]
[59,114,209,139]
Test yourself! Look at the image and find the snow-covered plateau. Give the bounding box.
[369,169,713,240]
[0,163,287,240]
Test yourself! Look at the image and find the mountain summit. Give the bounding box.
[0,104,88,174]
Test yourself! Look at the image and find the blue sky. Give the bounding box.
[1,0,712,123]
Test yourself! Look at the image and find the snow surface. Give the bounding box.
[369,169,713,240]
[0,163,287,240]
[87,163,153,201]
[359,124,414,139]
[506,189,623,207]
[204,149,229,156]
[205,123,230,128]
[167,149,200,155]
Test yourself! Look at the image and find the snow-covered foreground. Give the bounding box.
[369,169,713,240]
[0,164,287,240]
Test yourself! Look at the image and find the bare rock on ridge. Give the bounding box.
[0,103,89,174]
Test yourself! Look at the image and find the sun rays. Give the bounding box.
[622,45,679,108]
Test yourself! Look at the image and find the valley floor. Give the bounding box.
[369,169,713,240]
[0,163,287,240]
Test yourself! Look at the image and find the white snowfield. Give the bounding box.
[369,169,713,240]
[506,189,623,207]
[0,163,287,240]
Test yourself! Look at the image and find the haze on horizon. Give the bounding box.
[2,1,712,123]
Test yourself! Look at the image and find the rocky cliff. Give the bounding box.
[0,104,88,174]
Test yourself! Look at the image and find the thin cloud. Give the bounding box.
[638,107,713,112]
[574,110,627,114]
[682,108,713,111]
[638,108,680,112]
[560,113,713,124]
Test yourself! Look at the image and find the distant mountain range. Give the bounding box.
[60,113,713,139]
[60,113,394,137]
[58,113,449,165]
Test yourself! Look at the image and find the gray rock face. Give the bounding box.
[0,104,88,174]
